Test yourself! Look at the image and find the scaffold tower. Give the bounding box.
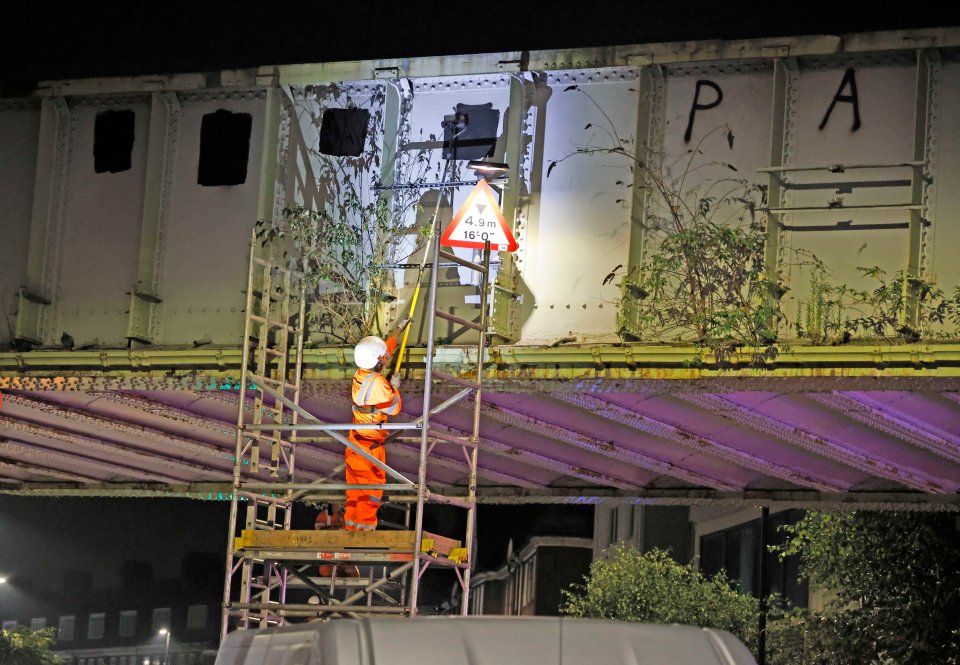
[221,202,492,636]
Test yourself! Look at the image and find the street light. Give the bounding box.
[158,628,170,665]
[466,159,510,178]
[0,576,7,584]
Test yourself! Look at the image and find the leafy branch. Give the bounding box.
[256,82,440,344]
[549,87,791,365]
[797,266,960,344]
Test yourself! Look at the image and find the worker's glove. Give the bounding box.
[390,374,401,389]
[399,317,412,330]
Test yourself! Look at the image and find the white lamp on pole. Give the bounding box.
[158,628,171,665]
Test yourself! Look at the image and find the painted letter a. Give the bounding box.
[819,68,861,131]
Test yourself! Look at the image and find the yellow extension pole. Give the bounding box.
[392,160,452,378]
[392,278,421,377]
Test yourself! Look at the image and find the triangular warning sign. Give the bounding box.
[440,180,518,252]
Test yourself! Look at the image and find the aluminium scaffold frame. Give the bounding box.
[221,200,493,637]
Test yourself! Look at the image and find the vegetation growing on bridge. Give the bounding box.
[255,82,436,345]
[549,87,960,365]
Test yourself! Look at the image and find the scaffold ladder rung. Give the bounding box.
[434,309,484,331]
[438,249,488,275]
[432,370,481,390]
[249,314,297,332]
[249,373,299,393]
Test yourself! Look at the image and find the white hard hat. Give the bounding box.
[353,336,388,369]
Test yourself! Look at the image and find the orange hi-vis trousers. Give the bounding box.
[347,365,401,531]
[344,433,385,530]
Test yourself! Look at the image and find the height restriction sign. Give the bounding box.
[440,179,518,252]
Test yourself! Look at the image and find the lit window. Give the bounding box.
[119,610,137,637]
[151,608,171,632]
[30,617,46,631]
[58,615,75,641]
[88,613,106,640]
[186,604,207,630]
[626,504,636,540]
[2,620,17,630]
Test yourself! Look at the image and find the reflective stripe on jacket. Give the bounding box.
[351,368,402,441]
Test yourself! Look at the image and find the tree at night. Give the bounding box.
[771,511,960,664]
[561,544,757,649]
[0,627,61,665]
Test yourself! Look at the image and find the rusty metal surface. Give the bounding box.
[1,375,959,506]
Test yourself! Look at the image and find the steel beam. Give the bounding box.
[809,391,960,465]
[5,344,960,388]
[100,390,348,475]
[554,393,844,493]
[2,393,236,475]
[308,383,640,488]
[305,389,546,489]
[431,421,636,490]
[901,48,939,330]
[0,440,100,482]
[620,64,663,339]
[127,92,179,344]
[16,96,71,346]
[763,57,797,319]
[33,29,960,96]
[0,422,185,482]
[467,393,736,490]
[2,481,958,511]
[257,86,284,226]
[491,73,532,343]
[677,393,950,493]
[92,391,235,436]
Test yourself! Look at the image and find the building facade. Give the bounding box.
[467,537,593,616]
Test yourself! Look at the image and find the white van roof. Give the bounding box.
[215,617,757,665]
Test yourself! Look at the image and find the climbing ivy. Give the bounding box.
[550,86,960,360]
[796,266,960,344]
[256,82,440,344]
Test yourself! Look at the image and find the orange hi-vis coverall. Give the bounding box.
[346,366,402,530]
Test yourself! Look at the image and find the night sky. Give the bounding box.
[4,1,957,94]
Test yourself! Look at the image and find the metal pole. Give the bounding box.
[221,230,258,640]
[409,227,442,615]
[461,242,490,615]
[758,506,770,665]
[279,274,307,614]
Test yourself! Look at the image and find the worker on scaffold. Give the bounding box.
[347,322,408,531]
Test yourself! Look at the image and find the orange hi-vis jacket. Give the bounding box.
[351,368,402,442]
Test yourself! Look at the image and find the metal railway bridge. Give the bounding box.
[2,344,959,510]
